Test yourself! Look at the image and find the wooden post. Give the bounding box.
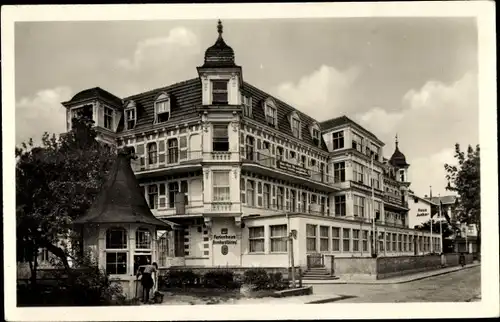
[290,236,296,288]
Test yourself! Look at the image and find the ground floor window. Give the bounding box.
[398,234,402,252]
[320,226,329,251]
[392,234,397,251]
[363,230,369,252]
[306,224,317,252]
[270,225,287,252]
[352,229,360,252]
[403,235,407,252]
[332,227,340,251]
[379,232,385,252]
[249,226,265,253]
[106,252,127,275]
[342,228,350,252]
[409,235,413,252]
[386,233,391,252]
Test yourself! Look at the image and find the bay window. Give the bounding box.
[213,124,229,151]
[212,80,228,104]
[213,171,230,201]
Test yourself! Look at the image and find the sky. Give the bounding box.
[14,17,479,198]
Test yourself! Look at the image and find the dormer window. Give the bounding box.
[124,101,136,130]
[332,131,344,150]
[290,112,301,138]
[104,106,114,130]
[154,93,171,124]
[311,123,321,146]
[241,94,252,117]
[212,80,228,104]
[264,98,277,127]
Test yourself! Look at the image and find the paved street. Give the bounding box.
[312,266,481,303]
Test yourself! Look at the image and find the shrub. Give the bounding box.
[268,272,287,291]
[202,270,239,289]
[242,268,270,290]
[160,270,201,288]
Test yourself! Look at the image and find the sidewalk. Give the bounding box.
[303,263,480,285]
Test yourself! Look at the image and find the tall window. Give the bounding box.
[363,230,369,252]
[374,201,381,221]
[168,182,179,208]
[270,225,287,252]
[212,80,228,104]
[335,195,346,216]
[125,108,136,130]
[403,235,407,252]
[371,143,380,161]
[148,185,158,209]
[353,163,364,183]
[265,102,277,126]
[213,171,230,201]
[291,117,301,138]
[148,142,158,165]
[242,95,252,117]
[332,131,344,150]
[333,162,346,183]
[106,228,127,275]
[240,179,246,204]
[245,135,255,160]
[352,229,360,251]
[392,234,397,251]
[136,228,151,249]
[352,132,363,152]
[246,180,255,206]
[312,128,321,146]
[332,227,340,251]
[372,173,380,189]
[276,146,284,161]
[104,107,113,130]
[263,184,270,208]
[180,180,188,205]
[306,224,317,252]
[167,138,179,164]
[276,187,284,210]
[379,232,385,252]
[320,226,329,252]
[398,234,403,252]
[342,228,350,252]
[249,226,264,253]
[409,235,413,252]
[179,136,188,160]
[290,189,296,212]
[353,195,365,217]
[386,233,391,252]
[155,97,170,123]
[213,124,229,151]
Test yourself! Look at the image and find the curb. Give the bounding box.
[304,263,480,285]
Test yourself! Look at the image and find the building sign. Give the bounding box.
[221,245,228,255]
[276,160,310,177]
[213,234,238,245]
[416,208,429,217]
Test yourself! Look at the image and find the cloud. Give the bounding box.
[274,65,360,120]
[353,71,478,197]
[116,27,201,72]
[16,87,72,146]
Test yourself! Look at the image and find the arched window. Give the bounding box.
[106,227,128,275]
[136,228,152,249]
[148,142,158,165]
[154,93,171,124]
[167,138,179,164]
[148,185,158,209]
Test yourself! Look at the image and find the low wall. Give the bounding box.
[329,257,378,280]
[377,255,442,279]
[158,266,302,279]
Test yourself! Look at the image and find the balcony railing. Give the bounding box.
[242,151,334,186]
[150,198,204,217]
[132,150,202,172]
[383,194,409,208]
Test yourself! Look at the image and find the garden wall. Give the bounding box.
[324,256,378,280]
[158,266,302,279]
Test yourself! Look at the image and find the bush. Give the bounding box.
[202,270,239,289]
[242,268,270,290]
[268,272,287,290]
[160,270,201,288]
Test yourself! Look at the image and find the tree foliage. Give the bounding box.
[416,219,454,238]
[444,143,480,252]
[16,111,115,275]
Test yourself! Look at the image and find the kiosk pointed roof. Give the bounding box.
[73,147,171,229]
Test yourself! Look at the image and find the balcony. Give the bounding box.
[204,201,241,215]
[383,194,409,210]
[132,150,203,178]
[383,220,408,229]
[241,151,337,192]
[150,198,204,218]
[205,151,239,162]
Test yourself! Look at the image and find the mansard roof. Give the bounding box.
[320,115,382,144]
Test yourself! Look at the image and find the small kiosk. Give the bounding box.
[73,147,173,299]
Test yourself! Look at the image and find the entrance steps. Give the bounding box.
[302,267,339,280]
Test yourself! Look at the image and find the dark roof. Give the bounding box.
[73,148,171,229]
[122,78,202,132]
[202,20,236,68]
[67,87,123,107]
[389,144,409,168]
[428,195,458,205]
[242,82,328,151]
[320,115,381,143]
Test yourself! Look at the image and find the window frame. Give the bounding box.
[332,227,340,251]
[135,228,152,250]
[270,224,288,253]
[213,171,230,202]
[332,131,344,150]
[306,224,317,252]
[248,226,265,253]
[212,80,229,104]
[320,226,329,252]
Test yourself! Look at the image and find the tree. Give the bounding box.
[16,111,115,286]
[444,143,480,255]
[415,219,455,253]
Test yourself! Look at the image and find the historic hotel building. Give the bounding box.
[61,21,439,269]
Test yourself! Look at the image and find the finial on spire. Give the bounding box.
[217,19,223,37]
[395,133,399,148]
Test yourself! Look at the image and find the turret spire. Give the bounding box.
[395,133,399,148]
[217,19,223,38]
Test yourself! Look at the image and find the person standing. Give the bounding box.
[138,262,158,303]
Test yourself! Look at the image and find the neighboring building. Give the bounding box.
[60,20,439,270]
[408,193,438,229]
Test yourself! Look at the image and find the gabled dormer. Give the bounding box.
[124,100,137,130]
[263,97,278,128]
[289,111,301,139]
[310,122,321,147]
[154,92,171,124]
